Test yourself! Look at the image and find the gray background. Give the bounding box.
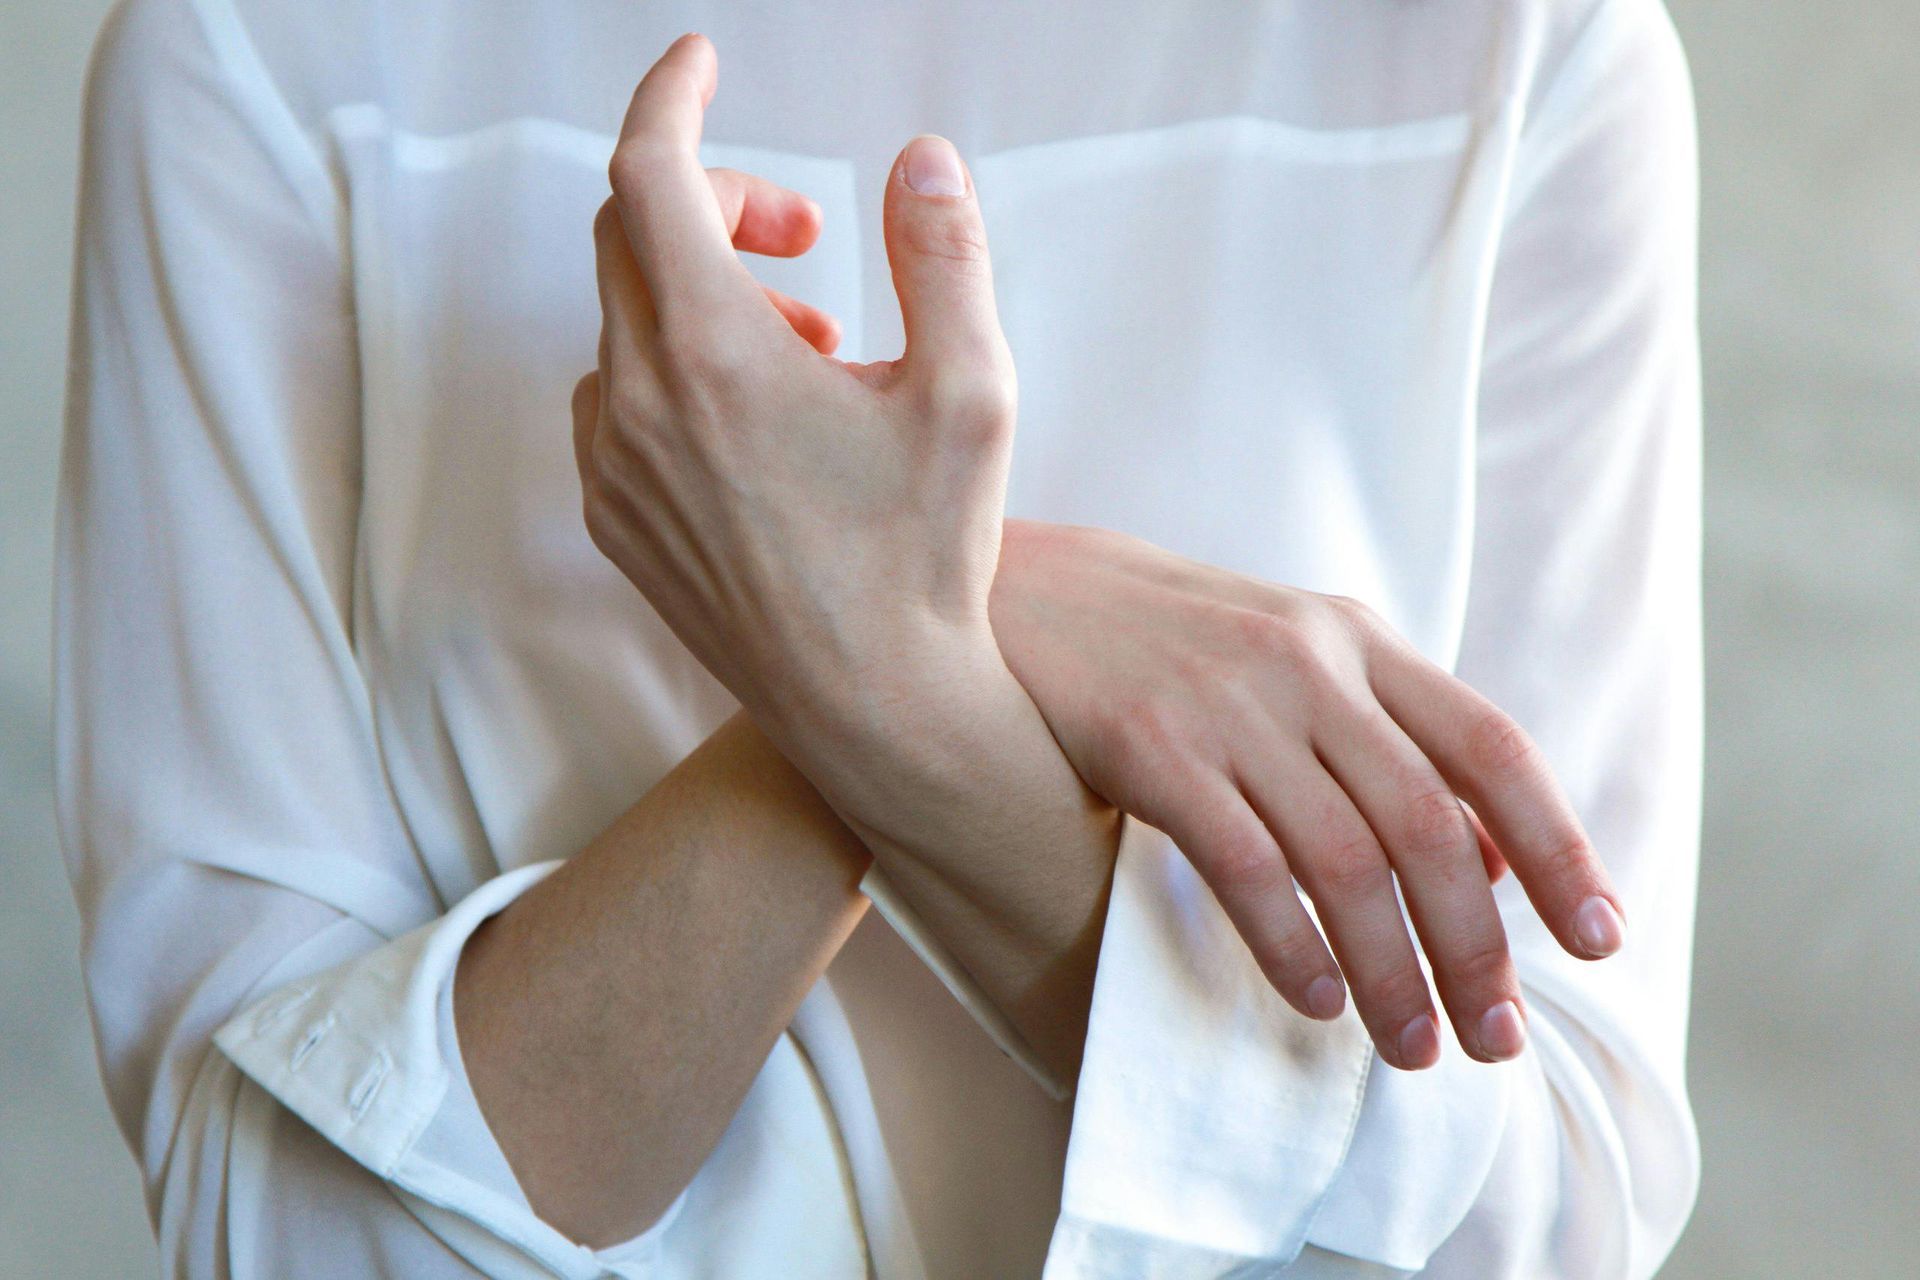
[1,2,1911,1275]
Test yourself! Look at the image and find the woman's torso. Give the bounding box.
[246,0,1553,1271]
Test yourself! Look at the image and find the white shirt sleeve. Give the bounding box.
[1297,0,1707,1273]
[1038,1,1706,1275]
[54,2,675,1273]
[855,862,1076,1100]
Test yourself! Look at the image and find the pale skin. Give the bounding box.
[456,33,1630,1250]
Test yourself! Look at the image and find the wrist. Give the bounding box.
[990,518,1053,619]
[750,609,1009,802]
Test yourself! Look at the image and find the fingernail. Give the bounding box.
[1574,896,1625,957]
[1306,975,1345,1020]
[1397,1014,1439,1068]
[903,134,967,196]
[1478,1000,1526,1060]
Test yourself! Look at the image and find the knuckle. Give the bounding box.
[1539,828,1599,885]
[1443,938,1515,992]
[1234,607,1308,661]
[1366,964,1434,1017]
[607,139,671,198]
[1109,694,1187,774]
[921,364,1016,447]
[1248,610,1364,708]
[1206,831,1284,898]
[1399,788,1474,864]
[1327,593,1383,634]
[908,211,992,265]
[571,371,600,418]
[1236,609,1340,692]
[580,489,616,553]
[1265,927,1329,981]
[1181,647,1245,709]
[1466,709,1540,779]
[592,199,624,250]
[1313,837,1390,900]
[1327,594,1398,656]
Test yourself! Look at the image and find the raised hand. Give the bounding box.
[698,165,843,355]
[571,34,1021,775]
[990,520,1627,1070]
[572,34,1120,1079]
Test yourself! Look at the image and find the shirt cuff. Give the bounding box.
[1044,816,1378,1274]
[212,859,680,1278]
[1300,1020,1512,1269]
[856,860,1073,1100]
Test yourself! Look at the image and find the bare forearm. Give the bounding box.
[551,56,1126,1159]
[764,629,1122,1086]
[453,710,869,1248]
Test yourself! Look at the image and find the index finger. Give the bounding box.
[608,33,763,328]
[1369,636,1627,961]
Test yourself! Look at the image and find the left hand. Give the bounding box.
[990,519,1627,1069]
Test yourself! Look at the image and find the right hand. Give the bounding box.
[575,39,1121,1085]
[991,520,1628,1070]
[571,34,1033,826]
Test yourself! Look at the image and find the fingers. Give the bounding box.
[708,166,841,350]
[1246,749,1443,1070]
[604,35,856,363]
[594,173,841,363]
[706,167,824,257]
[1463,799,1510,884]
[882,134,1012,379]
[1134,764,1346,1023]
[608,33,764,330]
[1314,705,1527,1063]
[1369,639,1626,961]
[762,285,841,354]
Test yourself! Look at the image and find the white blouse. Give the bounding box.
[55,0,1705,1275]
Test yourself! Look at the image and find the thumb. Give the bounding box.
[883,134,1009,376]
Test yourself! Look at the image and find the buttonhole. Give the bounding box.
[349,1051,391,1123]
[289,1012,337,1071]
[253,987,313,1036]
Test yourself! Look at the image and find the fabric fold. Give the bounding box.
[1047,817,1376,1272]
[210,860,625,1276]
[857,861,1075,1101]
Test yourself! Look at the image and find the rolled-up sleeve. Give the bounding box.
[55,2,675,1274]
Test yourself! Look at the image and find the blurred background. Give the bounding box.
[1,2,1912,1275]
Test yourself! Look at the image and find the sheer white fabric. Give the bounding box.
[55,0,1703,1275]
